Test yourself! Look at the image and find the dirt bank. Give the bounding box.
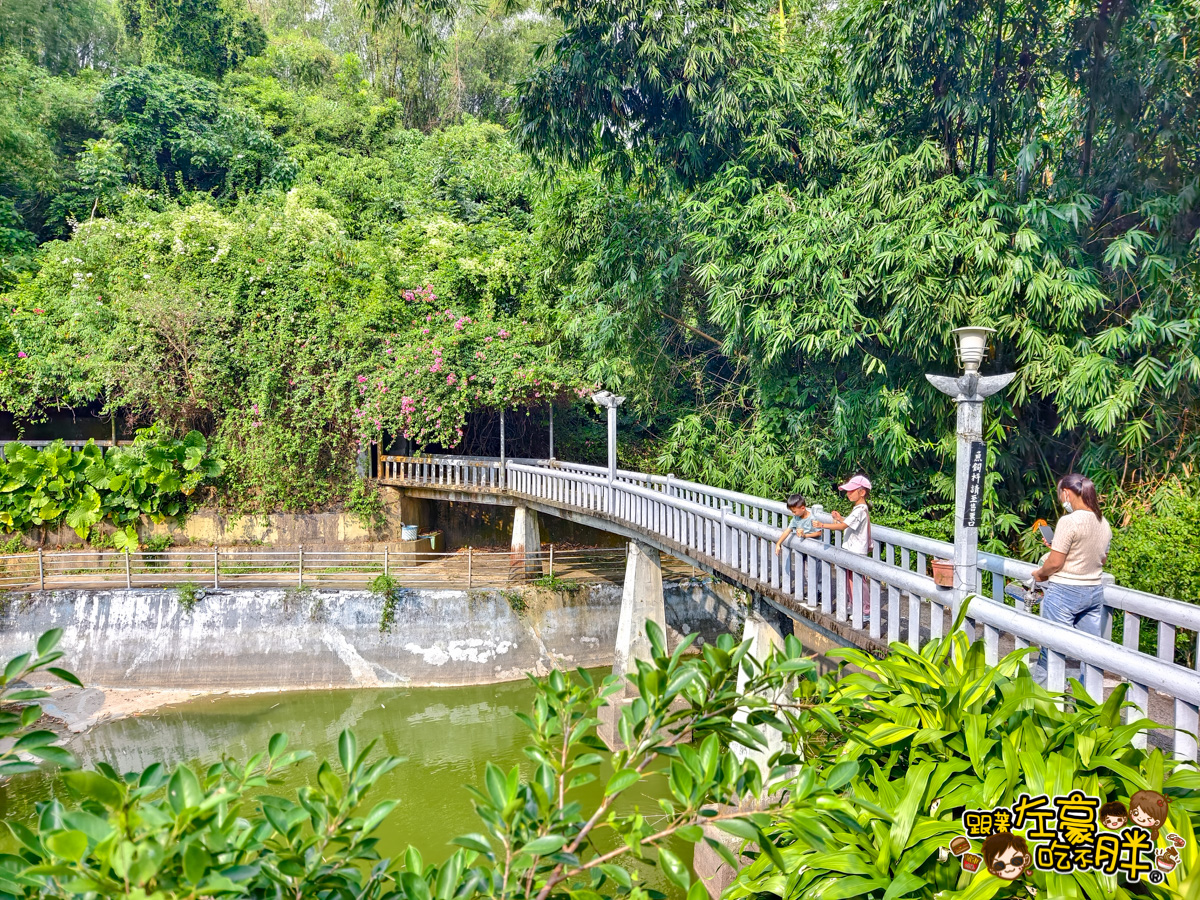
[39,685,288,735]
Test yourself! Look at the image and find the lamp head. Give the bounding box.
[591,391,626,408]
[951,326,995,375]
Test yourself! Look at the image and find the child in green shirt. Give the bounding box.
[776,494,821,596]
[775,494,821,555]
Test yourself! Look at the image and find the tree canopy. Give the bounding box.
[515,0,1200,540]
[0,0,1197,564]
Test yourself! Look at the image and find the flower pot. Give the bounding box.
[931,558,954,588]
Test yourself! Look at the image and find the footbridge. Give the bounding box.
[376,453,1200,762]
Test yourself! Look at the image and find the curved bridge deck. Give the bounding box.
[377,453,1200,761]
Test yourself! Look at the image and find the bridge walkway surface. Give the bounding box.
[376,453,1200,762]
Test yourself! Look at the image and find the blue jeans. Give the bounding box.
[1031,582,1105,685]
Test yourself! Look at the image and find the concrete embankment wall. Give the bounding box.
[0,580,744,690]
[23,493,615,552]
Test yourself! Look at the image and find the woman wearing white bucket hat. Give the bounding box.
[814,474,873,621]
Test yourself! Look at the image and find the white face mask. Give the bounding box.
[1062,499,1074,513]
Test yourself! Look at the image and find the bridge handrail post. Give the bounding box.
[125,550,131,590]
[468,546,473,589]
[384,545,389,577]
[298,545,304,587]
[721,504,732,566]
[549,544,554,578]
[213,547,219,589]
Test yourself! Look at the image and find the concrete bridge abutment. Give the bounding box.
[380,486,433,536]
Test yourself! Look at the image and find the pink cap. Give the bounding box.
[838,475,873,492]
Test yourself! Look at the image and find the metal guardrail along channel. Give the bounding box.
[376,453,1200,762]
[0,546,704,593]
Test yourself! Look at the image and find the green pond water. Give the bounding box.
[0,677,687,889]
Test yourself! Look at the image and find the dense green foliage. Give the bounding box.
[516,0,1200,548]
[1108,480,1200,604]
[120,0,266,79]
[0,156,585,509]
[3,616,1198,899]
[0,0,1198,567]
[0,428,223,546]
[0,0,590,513]
[731,614,1200,898]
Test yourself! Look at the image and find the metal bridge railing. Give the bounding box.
[377,453,1200,761]
[442,456,1200,671]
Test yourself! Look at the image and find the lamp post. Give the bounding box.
[499,406,506,489]
[926,327,1015,614]
[592,391,626,510]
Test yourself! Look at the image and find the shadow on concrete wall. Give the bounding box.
[430,501,626,550]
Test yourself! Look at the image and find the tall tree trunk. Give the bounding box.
[450,22,463,123]
[1017,127,1033,197]
[1080,12,1103,178]
[1080,101,1096,178]
[986,0,1006,177]
[1079,0,1130,179]
[969,32,989,174]
[986,107,998,177]
[946,115,960,173]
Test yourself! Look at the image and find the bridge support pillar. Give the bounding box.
[600,541,666,749]
[509,506,543,579]
[612,542,666,680]
[732,598,793,773]
[694,599,794,899]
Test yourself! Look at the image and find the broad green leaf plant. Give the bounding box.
[0,425,223,548]
[729,606,1200,900]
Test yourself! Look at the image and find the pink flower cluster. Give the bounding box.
[403,285,438,303]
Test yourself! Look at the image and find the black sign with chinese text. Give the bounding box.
[963,440,986,528]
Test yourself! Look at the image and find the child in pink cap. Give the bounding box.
[814,474,873,621]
